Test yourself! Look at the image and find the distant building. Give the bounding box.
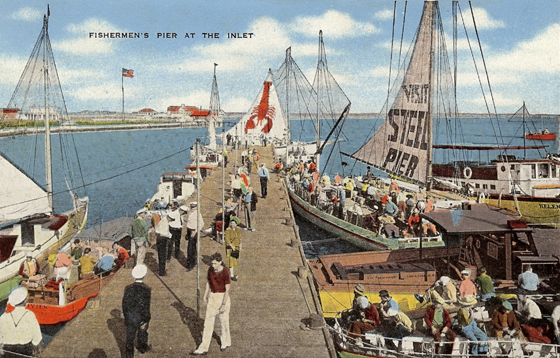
[139,108,156,116]
[167,104,210,119]
[1,108,19,121]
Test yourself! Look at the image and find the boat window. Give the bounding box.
[510,164,515,171]
[475,183,480,189]
[483,184,488,189]
[531,164,536,179]
[538,163,549,178]
[490,184,496,190]
[552,165,557,178]
[21,223,34,246]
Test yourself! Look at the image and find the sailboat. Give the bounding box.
[323,2,560,357]
[286,31,446,250]
[0,7,89,301]
[190,64,224,167]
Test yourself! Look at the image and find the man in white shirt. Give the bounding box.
[0,287,42,356]
[515,289,542,326]
[167,201,183,261]
[186,202,204,271]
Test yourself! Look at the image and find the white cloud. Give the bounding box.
[369,66,390,78]
[0,56,28,85]
[463,91,520,109]
[374,9,394,20]
[461,7,505,30]
[172,17,291,73]
[52,19,124,55]
[223,96,253,113]
[70,83,122,101]
[10,7,42,22]
[489,24,560,74]
[289,10,378,38]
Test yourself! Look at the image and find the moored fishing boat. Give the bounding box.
[0,7,89,301]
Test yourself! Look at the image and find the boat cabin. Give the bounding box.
[422,204,559,284]
[150,171,198,205]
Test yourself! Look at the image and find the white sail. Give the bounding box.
[0,153,51,225]
[351,1,437,185]
[227,71,287,145]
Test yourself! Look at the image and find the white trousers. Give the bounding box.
[197,292,231,351]
[133,239,147,266]
[55,266,70,280]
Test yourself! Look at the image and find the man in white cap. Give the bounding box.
[257,162,269,199]
[131,208,149,266]
[122,265,151,358]
[458,269,478,306]
[0,287,42,357]
[166,201,183,261]
[185,202,204,271]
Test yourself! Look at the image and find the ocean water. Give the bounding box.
[0,116,557,247]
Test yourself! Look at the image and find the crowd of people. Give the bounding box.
[344,264,560,355]
[288,163,438,240]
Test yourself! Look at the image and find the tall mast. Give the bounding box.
[315,31,323,173]
[523,101,526,159]
[43,10,53,210]
[285,48,291,164]
[425,1,436,191]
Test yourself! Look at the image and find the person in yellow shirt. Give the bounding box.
[79,247,97,279]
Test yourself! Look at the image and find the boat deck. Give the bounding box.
[40,145,334,358]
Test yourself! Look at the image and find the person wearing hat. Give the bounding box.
[351,284,366,310]
[224,221,242,281]
[167,201,183,261]
[379,290,399,318]
[131,209,149,266]
[492,300,524,340]
[192,252,231,355]
[122,265,151,358]
[404,194,415,220]
[347,296,380,346]
[382,308,412,352]
[18,254,39,279]
[515,288,542,326]
[425,301,456,354]
[185,202,204,272]
[384,196,399,218]
[0,287,42,357]
[257,162,269,199]
[155,212,171,276]
[407,209,422,237]
[458,270,478,306]
[244,186,257,232]
[54,250,73,281]
[457,307,488,355]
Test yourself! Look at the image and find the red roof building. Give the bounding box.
[139,108,156,116]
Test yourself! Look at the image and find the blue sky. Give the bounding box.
[0,0,558,114]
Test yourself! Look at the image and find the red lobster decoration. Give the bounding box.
[245,81,275,134]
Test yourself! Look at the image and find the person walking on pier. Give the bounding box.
[244,186,258,231]
[192,252,231,355]
[131,209,149,266]
[186,202,204,271]
[167,202,183,261]
[0,287,42,357]
[224,221,242,281]
[257,163,269,198]
[122,264,151,358]
[155,213,171,276]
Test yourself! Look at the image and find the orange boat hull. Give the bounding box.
[27,292,98,325]
[525,133,556,140]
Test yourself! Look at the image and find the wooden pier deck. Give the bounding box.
[40,145,335,358]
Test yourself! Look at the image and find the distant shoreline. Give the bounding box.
[1,112,557,138]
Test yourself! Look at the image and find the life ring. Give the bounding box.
[463,166,472,179]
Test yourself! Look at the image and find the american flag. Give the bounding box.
[122,68,134,78]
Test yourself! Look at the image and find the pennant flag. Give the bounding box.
[122,68,134,78]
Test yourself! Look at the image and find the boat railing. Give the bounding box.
[330,314,560,357]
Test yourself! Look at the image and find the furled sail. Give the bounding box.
[0,153,51,225]
[351,1,438,185]
[227,70,286,145]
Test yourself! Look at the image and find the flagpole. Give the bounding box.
[121,69,125,121]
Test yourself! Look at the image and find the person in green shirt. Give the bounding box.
[475,267,495,301]
[131,209,150,266]
[79,248,97,279]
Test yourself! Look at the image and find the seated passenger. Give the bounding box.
[458,270,478,306]
[518,265,540,292]
[383,223,400,238]
[113,243,130,268]
[457,307,488,355]
[425,302,456,354]
[423,222,437,236]
[54,251,72,280]
[383,309,412,352]
[79,247,97,279]
[71,239,83,260]
[407,209,422,237]
[492,300,525,340]
[515,289,542,326]
[94,252,115,275]
[19,254,40,279]
[384,197,399,217]
[348,296,381,347]
[378,290,400,318]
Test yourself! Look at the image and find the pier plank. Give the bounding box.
[41,145,332,358]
